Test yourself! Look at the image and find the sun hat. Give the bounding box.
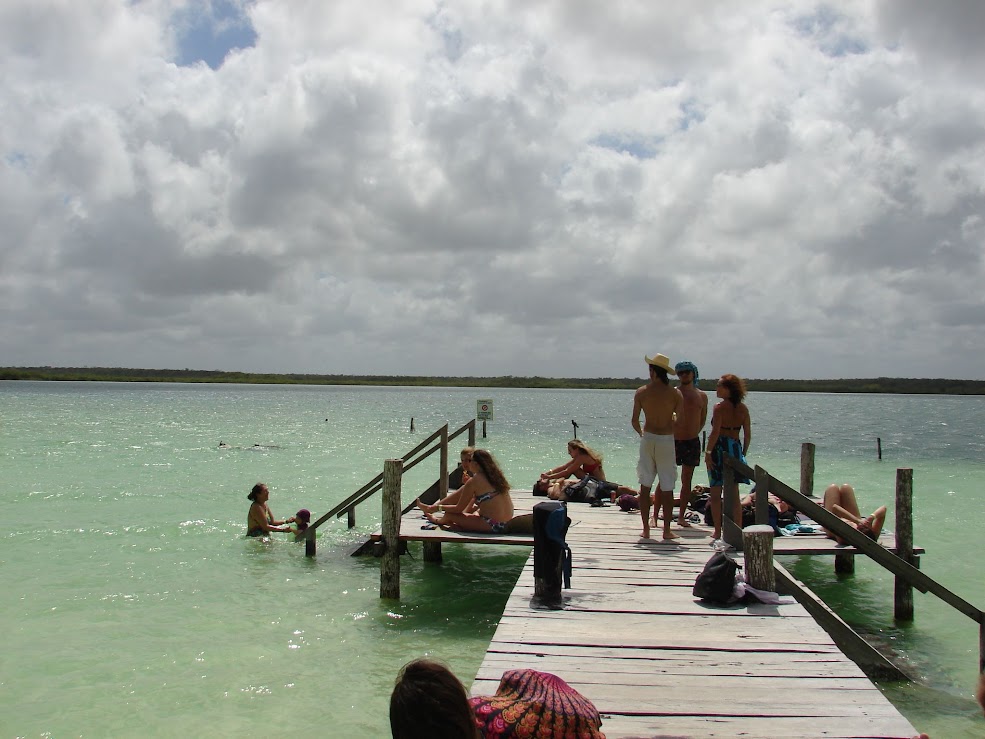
[644,353,676,374]
[469,669,605,738]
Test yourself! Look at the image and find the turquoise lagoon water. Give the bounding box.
[1,381,983,737]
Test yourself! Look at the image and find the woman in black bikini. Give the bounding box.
[418,449,514,533]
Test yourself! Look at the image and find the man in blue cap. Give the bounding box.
[673,360,708,527]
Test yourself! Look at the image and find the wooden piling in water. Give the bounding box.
[894,468,915,621]
[743,524,776,592]
[800,442,815,497]
[380,459,403,599]
[877,437,882,460]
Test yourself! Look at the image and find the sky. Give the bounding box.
[2,1,984,380]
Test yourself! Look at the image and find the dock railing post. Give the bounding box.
[423,427,449,564]
[723,465,742,549]
[800,442,815,498]
[754,466,770,525]
[894,468,915,621]
[743,524,775,592]
[380,459,403,600]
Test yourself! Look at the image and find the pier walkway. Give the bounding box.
[387,492,921,738]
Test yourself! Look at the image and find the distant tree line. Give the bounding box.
[2,366,983,394]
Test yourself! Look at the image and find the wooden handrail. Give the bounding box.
[724,456,984,625]
[309,420,476,531]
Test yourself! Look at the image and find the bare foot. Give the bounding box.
[676,518,692,528]
[423,511,442,526]
[641,524,651,539]
[415,498,436,515]
[662,530,679,541]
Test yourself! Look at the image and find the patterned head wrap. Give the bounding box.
[675,360,699,383]
[469,669,604,738]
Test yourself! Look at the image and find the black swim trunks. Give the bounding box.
[675,437,701,467]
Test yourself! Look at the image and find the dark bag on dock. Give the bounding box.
[693,552,740,604]
[564,475,600,505]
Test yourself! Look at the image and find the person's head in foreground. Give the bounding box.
[470,668,605,738]
[390,658,479,739]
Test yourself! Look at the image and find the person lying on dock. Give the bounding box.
[416,448,479,515]
[738,489,799,530]
[821,483,886,544]
[543,476,636,505]
[245,483,294,537]
[416,449,514,533]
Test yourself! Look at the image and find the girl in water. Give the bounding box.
[418,449,514,533]
[289,508,311,541]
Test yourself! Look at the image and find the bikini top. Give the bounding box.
[474,490,500,505]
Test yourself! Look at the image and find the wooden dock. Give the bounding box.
[383,491,922,738]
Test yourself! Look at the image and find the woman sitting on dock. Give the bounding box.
[822,483,886,544]
[418,449,514,533]
[246,483,294,537]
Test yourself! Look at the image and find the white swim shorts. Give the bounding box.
[637,432,678,491]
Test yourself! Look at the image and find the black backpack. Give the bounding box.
[692,552,741,604]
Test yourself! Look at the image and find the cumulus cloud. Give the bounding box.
[1,0,983,379]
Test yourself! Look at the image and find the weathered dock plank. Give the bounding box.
[451,491,919,738]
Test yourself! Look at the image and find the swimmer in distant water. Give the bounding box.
[219,441,230,449]
[246,483,292,537]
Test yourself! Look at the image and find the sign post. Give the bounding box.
[477,399,493,439]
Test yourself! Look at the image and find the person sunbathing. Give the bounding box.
[822,483,886,544]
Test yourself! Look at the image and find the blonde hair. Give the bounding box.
[568,439,602,465]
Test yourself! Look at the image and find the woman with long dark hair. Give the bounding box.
[420,449,514,533]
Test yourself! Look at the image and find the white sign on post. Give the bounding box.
[476,399,494,421]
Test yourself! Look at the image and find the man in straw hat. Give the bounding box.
[632,353,685,540]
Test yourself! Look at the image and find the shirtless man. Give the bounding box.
[632,353,684,540]
[673,360,708,527]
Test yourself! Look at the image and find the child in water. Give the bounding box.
[288,509,311,542]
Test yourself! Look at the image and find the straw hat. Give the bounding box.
[644,353,676,374]
[469,669,605,738]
